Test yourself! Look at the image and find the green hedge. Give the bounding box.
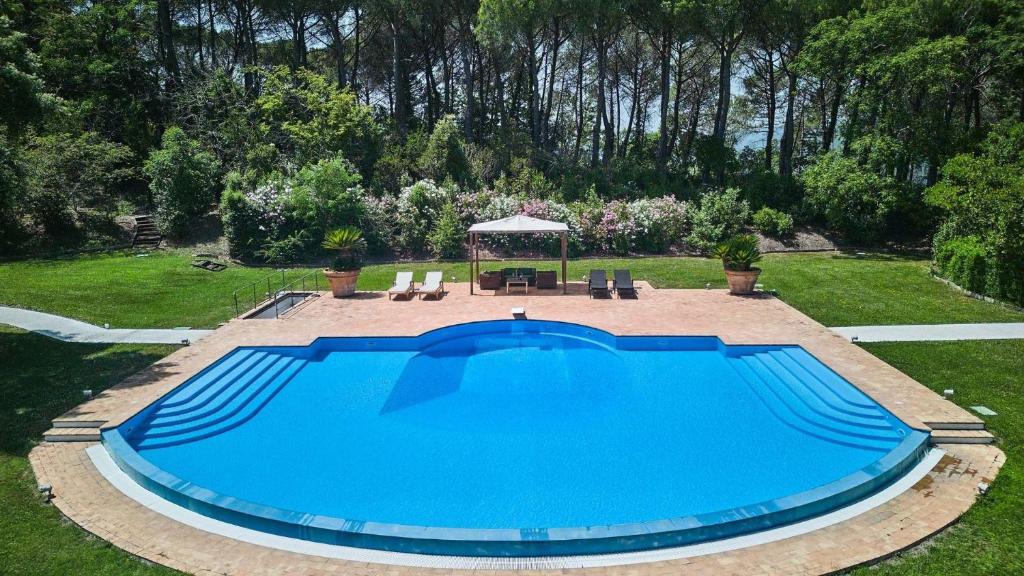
[934,235,988,294]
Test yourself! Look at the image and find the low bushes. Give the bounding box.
[752,207,794,238]
[802,152,897,244]
[145,127,220,238]
[928,121,1024,306]
[686,188,749,253]
[933,235,989,295]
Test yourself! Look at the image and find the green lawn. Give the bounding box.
[0,326,178,576]
[2,251,1021,328]
[854,340,1024,575]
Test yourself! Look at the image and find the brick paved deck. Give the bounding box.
[31,284,1003,575]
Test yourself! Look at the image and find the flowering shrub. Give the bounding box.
[222,169,694,260]
[629,196,688,252]
[220,156,370,262]
[362,194,398,254]
[395,179,455,254]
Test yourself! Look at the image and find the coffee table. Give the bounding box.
[506,277,529,294]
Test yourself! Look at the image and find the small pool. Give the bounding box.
[104,320,929,557]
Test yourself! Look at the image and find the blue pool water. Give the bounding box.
[105,320,929,556]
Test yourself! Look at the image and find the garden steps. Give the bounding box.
[131,215,161,248]
[43,427,101,442]
[930,429,995,444]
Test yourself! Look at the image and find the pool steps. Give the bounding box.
[123,351,307,450]
[44,338,994,446]
[724,349,997,448]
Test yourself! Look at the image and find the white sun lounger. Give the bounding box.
[416,271,444,300]
[388,271,415,300]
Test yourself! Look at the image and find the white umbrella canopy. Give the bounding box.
[467,215,569,294]
[468,214,569,234]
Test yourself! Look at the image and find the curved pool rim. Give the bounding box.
[102,319,931,557]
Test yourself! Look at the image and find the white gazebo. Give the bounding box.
[467,215,569,294]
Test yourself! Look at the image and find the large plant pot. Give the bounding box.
[324,269,360,298]
[723,268,761,295]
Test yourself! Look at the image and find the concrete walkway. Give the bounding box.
[0,306,212,344]
[831,322,1024,343]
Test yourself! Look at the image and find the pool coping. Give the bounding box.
[100,320,932,557]
[87,443,947,569]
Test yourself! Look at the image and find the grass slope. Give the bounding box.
[857,340,1024,575]
[0,326,178,575]
[2,251,1022,328]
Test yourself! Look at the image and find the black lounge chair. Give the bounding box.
[588,270,610,298]
[613,269,636,298]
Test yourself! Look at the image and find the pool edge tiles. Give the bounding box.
[101,319,931,557]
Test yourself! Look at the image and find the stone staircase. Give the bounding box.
[131,215,162,248]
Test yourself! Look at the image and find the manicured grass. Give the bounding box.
[855,340,1024,575]
[2,251,1022,328]
[0,251,312,328]
[0,326,179,576]
[357,253,1024,326]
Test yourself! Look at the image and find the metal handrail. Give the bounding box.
[232,269,288,317]
[268,270,322,319]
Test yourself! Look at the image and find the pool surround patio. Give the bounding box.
[33,282,1003,575]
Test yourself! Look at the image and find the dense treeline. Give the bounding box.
[1,1,1022,302]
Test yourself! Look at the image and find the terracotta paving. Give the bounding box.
[31,284,1003,575]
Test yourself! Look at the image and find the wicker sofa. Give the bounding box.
[501,267,537,286]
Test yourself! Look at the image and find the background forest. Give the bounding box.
[1,0,1023,304]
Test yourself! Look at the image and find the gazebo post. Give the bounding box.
[469,232,475,295]
[560,232,567,294]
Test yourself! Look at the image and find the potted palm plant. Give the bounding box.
[322,226,367,297]
[713,234,762,295]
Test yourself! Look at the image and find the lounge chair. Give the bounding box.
[388,271,415,300]
[416,271,444,300]
[588,270,610,298]
[613,269,636,298]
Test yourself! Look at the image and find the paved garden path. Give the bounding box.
[0,306,212,344]
[831,322,1024,342]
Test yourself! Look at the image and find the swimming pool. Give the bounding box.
[103,320,929,557]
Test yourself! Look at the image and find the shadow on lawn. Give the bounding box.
[0,327,177,457]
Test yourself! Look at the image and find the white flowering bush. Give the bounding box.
[629,196,688,252]
[395,179,455,254]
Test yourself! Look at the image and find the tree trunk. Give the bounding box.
[196,2,204,70]
[461,28,475,141]
[574,46,585,161]
[527,29,541,147]
[208,0,217,68]
[391,17,410,136]
[764,55,776,171]
[668,45,686,153]
[591,37,605,167]
[157,0,180,89]
[680,97,701,172]
[656,27,672,174]
[822,85,842,152]
[779,70,798,177]
[712,41,733,140]
[542,19,561,146]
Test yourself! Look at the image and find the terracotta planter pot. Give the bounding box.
[723,268,761,295]
[324,269,360,298]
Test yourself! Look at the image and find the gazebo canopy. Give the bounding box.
[467,215,569,294]
[468,214,569,234]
